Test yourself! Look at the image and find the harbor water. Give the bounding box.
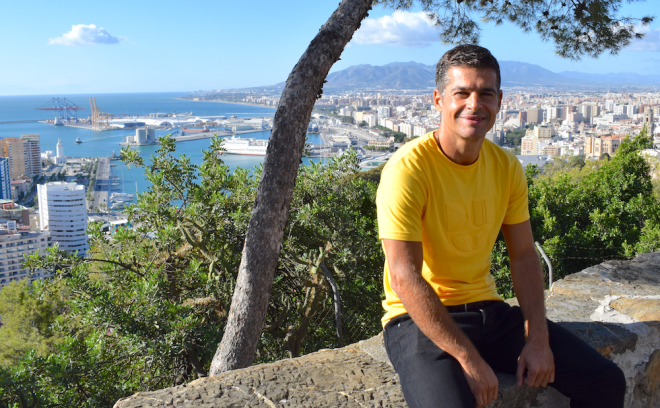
[0,93,324,197]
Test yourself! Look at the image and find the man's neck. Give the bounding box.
[434,129,484,166]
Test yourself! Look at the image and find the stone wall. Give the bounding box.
[115,252,660,408]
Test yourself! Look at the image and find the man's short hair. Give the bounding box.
[435,45,501,94]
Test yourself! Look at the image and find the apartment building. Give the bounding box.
[526,108,544,124]
[0,158,10,200]
[0,226,52,288]
[0,200,51,288]
[0,138,28,181]
[37,182,89,256]
[20,134,41,178]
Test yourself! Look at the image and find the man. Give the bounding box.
[376,45,626,408]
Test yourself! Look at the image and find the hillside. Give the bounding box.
[266,61,660,91]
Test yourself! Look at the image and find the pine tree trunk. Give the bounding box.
[209,0,373,375]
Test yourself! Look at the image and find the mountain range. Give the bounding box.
[269,61,660,91]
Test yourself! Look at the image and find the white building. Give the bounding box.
[377,106,391,119]
[55,139,66,164]
[363,114,377,128]
[37,182,88,256]
[0,226,52,288]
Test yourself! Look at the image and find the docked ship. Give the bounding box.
[182,125,211,133]
[221,136,268,156]
[110,192,135,201]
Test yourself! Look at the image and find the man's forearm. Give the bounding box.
[509,248,548,341]
[392,270,480,365]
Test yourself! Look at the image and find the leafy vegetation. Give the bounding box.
[374,126,407,143]
[505,128,527,147]
[1,129,659,407]
[492,130,660,294]
[0,136,384,407]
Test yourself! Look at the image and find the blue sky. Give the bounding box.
[1,0,659,95]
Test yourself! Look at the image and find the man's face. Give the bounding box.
[434,66,502,142]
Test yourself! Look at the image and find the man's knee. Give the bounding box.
[602,363,627,400]
[578,362,627,407]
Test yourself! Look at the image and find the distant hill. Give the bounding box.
[324,62,435,89]
[265,61,660,91]
[558,71,660,86]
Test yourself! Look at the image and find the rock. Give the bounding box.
[115,252,660,408]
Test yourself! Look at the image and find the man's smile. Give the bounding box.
[457,114,487,124]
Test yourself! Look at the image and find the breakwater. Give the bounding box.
[0,120,41,124]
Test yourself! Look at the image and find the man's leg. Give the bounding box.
[384,313,483,408]
[480,304,626,408]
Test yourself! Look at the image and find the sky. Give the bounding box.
[1,0,659,96]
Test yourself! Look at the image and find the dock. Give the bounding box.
[0,120,42,125]
[91,157,110,210]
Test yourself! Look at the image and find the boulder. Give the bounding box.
[115,252,660,408]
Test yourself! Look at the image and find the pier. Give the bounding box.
[91,157,110,211]
[0,119,41,125]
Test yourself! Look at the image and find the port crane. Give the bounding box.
[35,98,84,123]
[89,97,114,131]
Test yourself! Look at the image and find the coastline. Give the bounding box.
[175,98,276,111]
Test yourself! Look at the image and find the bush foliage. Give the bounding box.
[1,130,659,407]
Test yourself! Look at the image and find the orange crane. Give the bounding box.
[89,97,112,131]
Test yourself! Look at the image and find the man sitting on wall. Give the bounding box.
[377,44,626,408]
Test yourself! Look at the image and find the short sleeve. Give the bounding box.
[502,159,530,225]
[377,164,426,242]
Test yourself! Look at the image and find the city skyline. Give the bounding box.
[1,0,659,96]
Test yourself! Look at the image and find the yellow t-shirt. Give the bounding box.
[377,131,530,326]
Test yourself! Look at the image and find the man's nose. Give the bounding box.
[465,92,482,112]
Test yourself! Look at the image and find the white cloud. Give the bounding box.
[48,24,121,46]
[626,25,660,51]
[352,11,438,47]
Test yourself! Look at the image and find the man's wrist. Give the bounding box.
[454,344,483,367]
[525,322,549,344]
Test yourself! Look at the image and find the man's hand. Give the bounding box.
[516,339,555,388]
[461,356,499,408]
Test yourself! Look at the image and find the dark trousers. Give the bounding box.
[383,302,626,408]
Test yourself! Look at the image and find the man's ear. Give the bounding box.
[433,88,442,113]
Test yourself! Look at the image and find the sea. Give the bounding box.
[0,92,325,198]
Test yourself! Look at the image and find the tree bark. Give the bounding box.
[209,0,373,375]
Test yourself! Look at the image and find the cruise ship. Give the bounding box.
[221,136,268,156]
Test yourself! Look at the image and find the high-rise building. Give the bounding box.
[0,213,52,288]
[363,114,377,128]
[0,138,28,181]
[567,112,584,123]
[37,182,88,256]
[0,158,10,200]
[377,106,391,119]
[19,134,41,178]
[526,108,544,124]
[605,100,615,111]
[399,122,413,138]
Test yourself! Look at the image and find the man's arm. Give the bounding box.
[500,220,555,388]
[383,239,498,408]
